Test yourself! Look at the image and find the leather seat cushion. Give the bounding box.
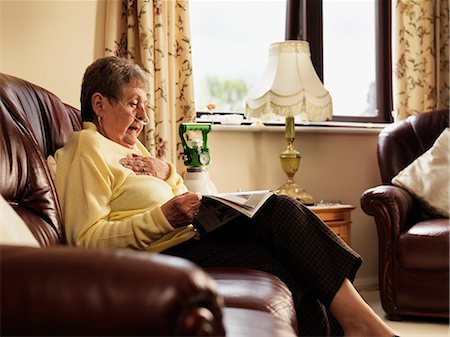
[207,268,297,332]
[398,219,450,270]
[223,307,297,337]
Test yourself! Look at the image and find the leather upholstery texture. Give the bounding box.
[207,268,298,334]
[361,110,449,320]
[0,73,297,336]
[0,73,81,246]
[1,245,225,336]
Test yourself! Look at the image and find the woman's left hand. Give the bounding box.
[120,154,170,180]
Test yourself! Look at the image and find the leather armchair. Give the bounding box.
[361,110,449,320]
[0,73,297,336]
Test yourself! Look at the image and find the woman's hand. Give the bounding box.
[161,192,202,228]
[120,154,170,180]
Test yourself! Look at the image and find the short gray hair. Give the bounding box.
[80,56,149,122]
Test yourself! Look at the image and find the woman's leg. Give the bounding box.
[330,279,395,337]
[251,195,395,337]
[250,195,362,307]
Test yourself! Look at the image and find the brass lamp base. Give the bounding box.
[277,180,314,205]
[276,116,314,205]
[276,149,314,205]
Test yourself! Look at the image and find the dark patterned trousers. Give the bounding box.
[163,195,362,336]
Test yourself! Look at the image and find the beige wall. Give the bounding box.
[0,0,106,108]
[0,2,3,70]
[207,127,382,285]
[1,0,382,286]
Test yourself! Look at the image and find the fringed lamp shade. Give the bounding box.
[246,41,332,122]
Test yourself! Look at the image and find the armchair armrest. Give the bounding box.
[1,245,225,336]
[361,184,415,241]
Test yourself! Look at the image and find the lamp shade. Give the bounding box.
[246,41,332,122]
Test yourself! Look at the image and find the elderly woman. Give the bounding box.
[54,56,396,337]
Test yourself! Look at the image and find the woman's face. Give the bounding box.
[96,86,148,148]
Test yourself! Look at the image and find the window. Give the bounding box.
[189,0,286,116]
[190,0,392,123]
[291,0,393,122]
[323,1,377,117]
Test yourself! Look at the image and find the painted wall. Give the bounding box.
[0,0,106,108]
[0,1,3,70]
[0,0,382,287]
[207,127,381,287]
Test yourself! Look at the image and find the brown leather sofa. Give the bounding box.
[361,110,449,320]
[0,73,297,336]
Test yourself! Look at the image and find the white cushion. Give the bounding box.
[0,195,40,247]
[392,128,449,217]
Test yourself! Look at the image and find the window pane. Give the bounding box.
[323,0,377,117]
[189,0,286,113]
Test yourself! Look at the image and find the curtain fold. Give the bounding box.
[105,0,196,173]
[393,0,449,121]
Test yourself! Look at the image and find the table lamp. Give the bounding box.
[246,41,332,204]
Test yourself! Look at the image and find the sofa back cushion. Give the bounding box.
[0,73,82,246]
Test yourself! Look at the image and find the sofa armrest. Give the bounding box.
[361,184,415,241]
[0,245,225,336]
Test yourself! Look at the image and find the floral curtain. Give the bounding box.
[393,0,449,121]
[104,0,196,173]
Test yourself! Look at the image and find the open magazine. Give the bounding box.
[192,190,275,235]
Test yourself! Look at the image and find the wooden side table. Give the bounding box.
[307,204,355,247]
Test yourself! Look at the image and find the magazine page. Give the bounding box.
[192,190,275,236]
[204,190,274,217]
[192,198,240,235]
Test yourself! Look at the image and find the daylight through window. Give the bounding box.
[189,0,287,115]
[190,0,392,123]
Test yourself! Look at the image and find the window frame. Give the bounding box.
[286,0,393,123]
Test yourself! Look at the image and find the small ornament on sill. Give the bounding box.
[206,103,216,112]
[206,103,216,124]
